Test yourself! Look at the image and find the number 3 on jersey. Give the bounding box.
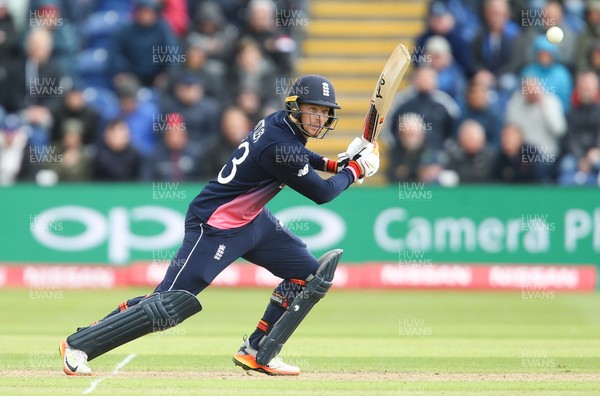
[218,141,250,184]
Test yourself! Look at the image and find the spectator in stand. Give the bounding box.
[456,79,503,151]
[0,1,17,60]
[211,0,248,29]
[110,0,179,87]
[228,37,278,106]
[234,85,266,125]
[416,1,473,76]
[157,0,189,39]
[387,66,459,151]
[0,114,34,185]
[559,147,600,185]
[559,71,600,185]
[4,29,64,147]
[35,0,94,29]
[521,36,573,112]
[431,0,482,43]
[507,6,542,75]
[470,67,511,116]
[386,112,434,183]
[563,0,587,34]
[506,77,566,182]
[274,0,309,43]
[443,119,496,183]
[51,119,90,181]
[141,112,204,181]
[587,39,600,80]
[115,76,159,156]
[424,35,466,100]
[165,38,226,104]
[544,1,579,71]
[51,83,101,148]
[161,73,220,146]
[242,0,296,77]
[187,0,239,62]
[0,2,16,113]
[493,123,536,183]
[2,0,27,33]
[566,70,600,152]
[511,1,579,75]
[417,150,447,184]
[4,28,64,113]
[204,106,252,178]
[471,0,520,102]
[26,0,78,75]
[92,118,142,181]
[577,0,600,71]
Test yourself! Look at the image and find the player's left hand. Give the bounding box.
[346,143,379,182]
[338,138,374,169]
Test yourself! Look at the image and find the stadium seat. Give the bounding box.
[94,0,132,14]
[76,48,112,89]
[137,87,160,105]
[81,10,129,49]
[82,87,120,121]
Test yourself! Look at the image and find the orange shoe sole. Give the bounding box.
[232,353,299,376]
[59,340,75,376]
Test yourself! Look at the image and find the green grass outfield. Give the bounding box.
[1,287,599,395]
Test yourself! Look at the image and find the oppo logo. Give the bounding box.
[30,205,183,264]
[274,206,345,251]
[30,205,346,264]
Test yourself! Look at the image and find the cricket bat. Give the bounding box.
[362,43,411,143]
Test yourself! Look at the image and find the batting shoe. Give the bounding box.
[59,340,92,376]
[232,339,300,376]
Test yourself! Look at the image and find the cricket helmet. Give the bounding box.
[285,75,340,139]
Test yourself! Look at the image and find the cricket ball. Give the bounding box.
[546,26,564,44]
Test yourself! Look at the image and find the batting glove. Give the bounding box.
[345,143,380,182]
[338,138,374,169]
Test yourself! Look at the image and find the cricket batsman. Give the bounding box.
[59,75,380,376]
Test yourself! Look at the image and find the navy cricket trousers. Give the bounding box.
[100,208,320,351]
[154,208,320,295]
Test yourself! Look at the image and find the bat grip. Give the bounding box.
[353,147,367,160]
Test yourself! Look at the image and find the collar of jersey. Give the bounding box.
[283,115,308,144]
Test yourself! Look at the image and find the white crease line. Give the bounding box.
[82,353,137,395]
[112,353,137,374]
[82,378,104,395]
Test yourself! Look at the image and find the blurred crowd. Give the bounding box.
[0,0,303,185]
[386,0,600,186]
[1,0,599,187]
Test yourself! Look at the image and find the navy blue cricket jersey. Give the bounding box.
[189,111,356,229]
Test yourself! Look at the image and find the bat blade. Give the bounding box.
[362,44,411,143]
